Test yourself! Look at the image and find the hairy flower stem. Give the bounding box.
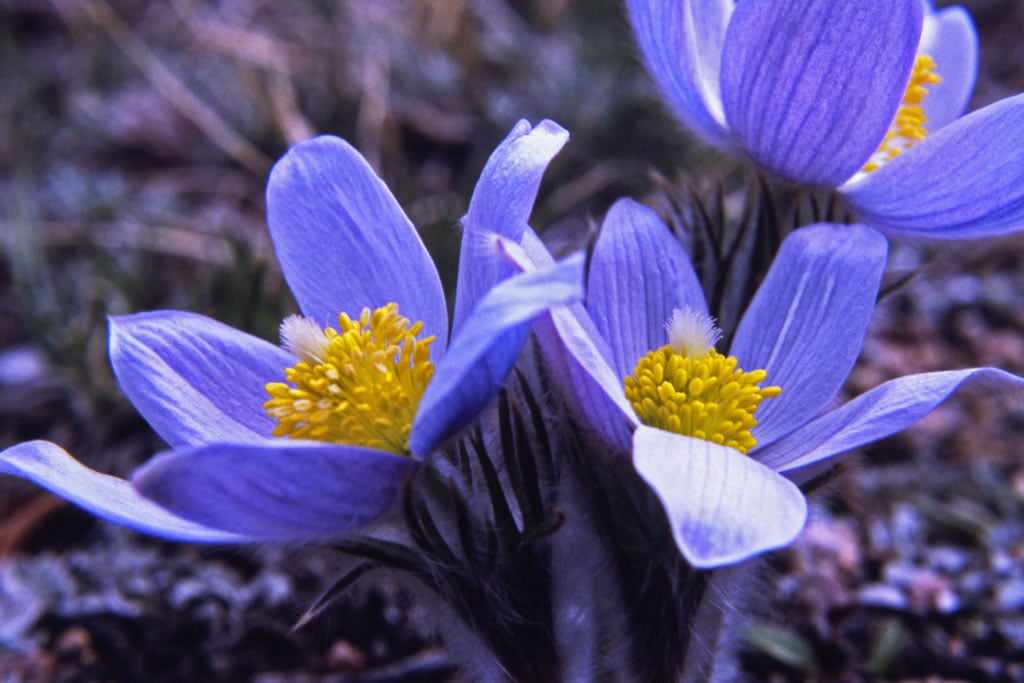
[325,363,758,681]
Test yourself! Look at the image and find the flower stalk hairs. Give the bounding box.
[628,0,1024,240]
[0,119,583,545]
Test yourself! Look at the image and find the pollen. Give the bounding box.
[624,308,781,454]
[263,303,435,455]
[862,54,942,173]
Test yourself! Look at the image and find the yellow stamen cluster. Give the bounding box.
[863,54,942,173]
[264,303,435,455]
[625,346,781,455]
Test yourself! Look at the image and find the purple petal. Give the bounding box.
[409,251,584,456]
[633,426,807,568]
[532,307,639,454]
[587,198,707,379]
[452,120,568,337]
[110,312,293,449]
[266,135,447,349]
[503,229,639,452]
[0,441,249,543]
[720,0,923,186]
[626,0,734,150]
[133,441,414,540]
[843,93,1024,239]
[919,5,978,132]
[757,368,1024,473]
[730,225,887,447]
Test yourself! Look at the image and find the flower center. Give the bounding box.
[862,54,942,173]
[624,308,781,454]
[264,303,435,455]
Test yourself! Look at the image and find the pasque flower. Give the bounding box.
[535,199,1024,567]
[0,120,582,543]
[627,0,1024,240]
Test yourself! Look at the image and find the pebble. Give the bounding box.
[868,518,892,553]
[857,584,908,610]
[327,640,366,672]
[169,578,211,609]
[927,546,972,574]
[934,588,960,614]
[995,578,1024,611]
[890,503,924,552]
[0,346,48,385]
[998,617,1024,649]
[990,549,1018,577]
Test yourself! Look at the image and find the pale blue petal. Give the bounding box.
[720,0,924,186]
[452,120,568,337]
[0,441,249,543]
[730,225,887,446]
[587,198,707,379]
[266,135,447,350]
[633,426,807,568]
[409,252,584,456]
[756,368,1024,473]
[843,93,1024,239]
[110,312,292,449]
[133,441,414,540]
[918,5,978,131]
[626,0,734,150]
[533,308,639,454]
[504,228,638,452]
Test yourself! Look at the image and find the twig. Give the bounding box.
[55,0,272,175]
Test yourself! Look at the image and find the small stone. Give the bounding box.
[960,570,988,599]
[868,518,892,553]
[934,588,960,614]
[169,578,209,609]
[998,617,1024,649]
[995,579,1024,611]
[927,546,972,574]
[55,626,96,666]
[858,584,908,610]
[991,550,1015,577]
[890,503,924,553]
[884,563,952,611]
[0,347,48,385]
[327,640,366,672]
[250,571,293,607]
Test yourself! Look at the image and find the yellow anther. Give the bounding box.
[863,54,942,173]
[625,344,781,455]
[263,303,435,455]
